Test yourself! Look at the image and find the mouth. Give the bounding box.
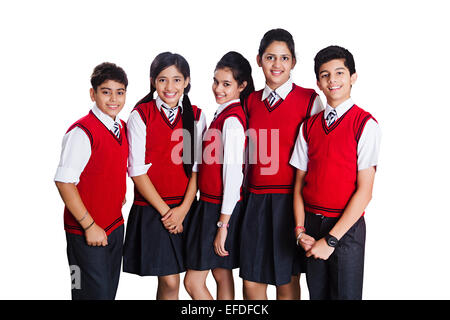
[215,94,226,99]
[271,70,283,76]
[164,92,177,98]
[328,85,342,92]
[107,104,120,110]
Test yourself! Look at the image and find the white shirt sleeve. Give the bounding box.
[54,127,92,184]
[192,111,207,173]
[289,123,309,171]
[310,94,324,116]
[127,110,151,177]
[221,117,246,215]
[357,119,381,170]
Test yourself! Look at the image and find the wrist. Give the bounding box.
[216,221,229,228]
[324,233,339,247]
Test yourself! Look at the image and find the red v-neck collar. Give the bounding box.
[321,105,355,135]
[90,110,123,145]
[159,107,181,129]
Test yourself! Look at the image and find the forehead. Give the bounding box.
[157,65,185,78]
[97,79,126,90]
[263,40,292,55]
[214,68,235,81]
[319,58,348,72]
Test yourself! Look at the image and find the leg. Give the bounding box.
[184,269,213,300]
[212,268,234,300]
[329,217,366,300]
[157,274,180,300]
[243,280,268,300]
[276,275,300,300]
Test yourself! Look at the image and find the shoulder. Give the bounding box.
[66,112,97,145]
[191,105,203,121]
[133,100,155,125]
[351,105,379,141]
[291,84,318,100]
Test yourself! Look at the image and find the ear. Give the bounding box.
[350,72,358,85]
[89,88,96,102]
[316,80,323,92]
[238,81,248,93]
[256,55,262,67]
[291,57,297,69]
[184,76,190,89]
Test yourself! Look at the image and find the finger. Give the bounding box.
[161,211,173,221]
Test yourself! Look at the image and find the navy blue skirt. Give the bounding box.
[239,193,305,286]
[123,202,195,276]
[185,200,243,270]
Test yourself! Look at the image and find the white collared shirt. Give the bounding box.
[156,94,183,120]
[211,99,246,215]
[289,98,381,171]
[127,96,207,177]
[54,104,123,184]
[261,78,324,116]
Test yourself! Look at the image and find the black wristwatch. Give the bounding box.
[325,234,339,247]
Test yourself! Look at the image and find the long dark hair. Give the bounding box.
[215,51,255,107]
[136,52,194,178]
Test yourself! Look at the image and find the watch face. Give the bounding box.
[217,221,223,228]
[327,235,338,247]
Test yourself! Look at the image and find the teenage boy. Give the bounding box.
[289,46,381,300]
[54,62,128,300]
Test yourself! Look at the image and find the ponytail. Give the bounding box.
[181,94,195,178]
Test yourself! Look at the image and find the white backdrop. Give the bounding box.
[0,0,449,300]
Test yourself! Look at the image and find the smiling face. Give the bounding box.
[153,65,190,108]
[90,80,126,120]
[257,40,295,90]
[212,67,246,105]
[317,58,357,107]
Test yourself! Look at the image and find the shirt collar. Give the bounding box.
[324,98,354,119]
[91,104,122,130]
[261,78,293,101]
[214,99,240,119]
[155,95,184,113]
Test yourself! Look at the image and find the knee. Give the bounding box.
[212,268,232,284]
[184,272,204,296]
[159,275,179,294]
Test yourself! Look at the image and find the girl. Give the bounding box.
[184,51,254,300]
[239,29,323,300]
[123,52,206,300]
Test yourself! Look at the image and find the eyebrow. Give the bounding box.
[99,87,125,91]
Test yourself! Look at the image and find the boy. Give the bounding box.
[54,62,128,300]
[289,46,381,300]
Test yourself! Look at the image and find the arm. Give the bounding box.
[306,167,376,260]
[213,117,246,257]
[293,169,315,251]
[55,182,107,246]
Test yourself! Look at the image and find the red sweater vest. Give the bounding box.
[132,100,202,205]
[302,105,375,217]
[198,102,247,204]
[246,84,318,194]
[64,111,128,235]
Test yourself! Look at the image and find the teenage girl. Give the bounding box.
[239,29,323,300]
[184,51,254,300]
[123,52,206,300]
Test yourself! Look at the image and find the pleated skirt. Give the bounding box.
[123,202,195,276]
[185,200,243,270]
[239,192,305,286]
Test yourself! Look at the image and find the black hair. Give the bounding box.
[215,51,255,107]
[90,62,128,91]
[136,52,194,178]
[258,28,296,60]
[314,45,356,80]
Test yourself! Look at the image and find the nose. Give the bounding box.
[110,92,117,102]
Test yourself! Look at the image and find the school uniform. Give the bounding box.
[123,95,206,276]
[54,104,128,300]
[289,98,381,299]
[185,99,246,270]
[239,78,323,286]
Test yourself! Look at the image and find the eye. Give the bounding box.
[158,78,165,83]
[266,55,274,61]
[224,82,230,87]
[320,74,329,79]
[102,90,111,95]
[282,56,290,61]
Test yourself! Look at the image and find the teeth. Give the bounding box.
[329,86,341,90]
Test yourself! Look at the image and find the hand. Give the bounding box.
[306,238,334,260]
[85,223,108,247]
[298,233,315,252]
[161,206,187,234]
[214,228,229,257]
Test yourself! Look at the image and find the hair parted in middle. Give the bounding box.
[258,28,296,60]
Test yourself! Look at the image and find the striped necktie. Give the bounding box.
[268,91,277,106]
[112,121,120,139]
[326,109,337,126]
[168,108,176,123]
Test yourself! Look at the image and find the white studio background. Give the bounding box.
[0,0,448,300]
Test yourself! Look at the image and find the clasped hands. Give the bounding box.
[298,233,335,260]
